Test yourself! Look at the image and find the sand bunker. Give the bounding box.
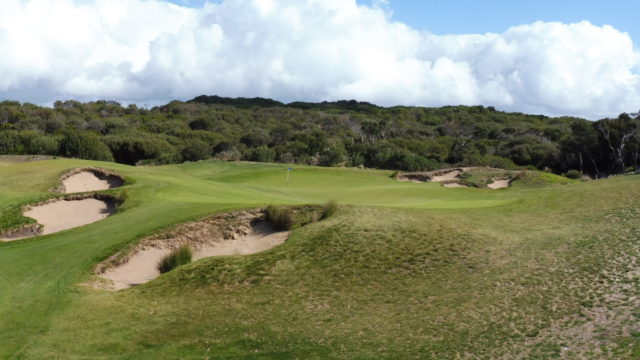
[0,198,115,242]
[97,210,289,290]
[397,167,514,189]
[60,169,123,193]
[488,179,511,189]
[431,170,463,182]
[24,198,115,236]
[397,168,464,184]
[99,248,170,290]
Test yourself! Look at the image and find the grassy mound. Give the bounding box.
[511,170,576,187]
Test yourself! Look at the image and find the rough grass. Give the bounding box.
[511,170,576,187]
[157,244,192,274]
[320,199,338,220]
[264,205,295,231]
[0,158,638,359]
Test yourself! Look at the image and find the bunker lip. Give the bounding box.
[0,194,118,242]
[0,224,43,242]
[56,167,124,194]
[95,209,290,291]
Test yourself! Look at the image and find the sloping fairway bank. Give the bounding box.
[0,159,639,359]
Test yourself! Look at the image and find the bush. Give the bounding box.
[264,205,294,231]
[181,140,212,162]
[320,200,338,220]
[157,244,192,274]
[564,169,581,179]
[59,131,114,162]
[104,133,178,165]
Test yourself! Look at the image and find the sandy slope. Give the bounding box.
[488,179,510,189]
[100,248,170,290]
[431,170,462,182]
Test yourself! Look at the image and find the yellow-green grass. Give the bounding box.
[0,158,639,359]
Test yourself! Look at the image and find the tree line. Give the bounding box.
[0,96,639,177]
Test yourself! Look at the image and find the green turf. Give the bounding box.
[0,158,639,359]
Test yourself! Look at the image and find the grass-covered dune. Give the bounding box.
[0,158,639,359]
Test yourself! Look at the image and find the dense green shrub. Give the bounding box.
[104,133,177,165]
[157,244,193,274]
[27,135,59,155]
[0,131,25,154]
[182,140,212,162]
[1,98,639,177]
[59,131,114,162]
[564,169,582,179]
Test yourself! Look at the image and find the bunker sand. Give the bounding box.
[488,179,511,189]
[61,169,123,193]
[1,198,115,241]
[431,170,463,182]
[24,198,115,236]
[97,211,289,290]
[1,168,123,241]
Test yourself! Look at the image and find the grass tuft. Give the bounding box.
[157,244,193,274]
[264,205,294,231]
[320,199,338,220]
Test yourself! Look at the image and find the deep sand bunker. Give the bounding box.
[24,198,115,236]
[60,168,124,193]
[0,197,116,242]
[0,168,123,242]
[97,210,289,290]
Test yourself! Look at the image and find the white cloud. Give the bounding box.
[0,0,639,118]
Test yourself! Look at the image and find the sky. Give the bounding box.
[170,0,640,44]
[1,0,639,119]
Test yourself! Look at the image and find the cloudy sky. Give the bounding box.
[1,0,639,119]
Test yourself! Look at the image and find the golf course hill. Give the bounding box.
[0,156,639,359]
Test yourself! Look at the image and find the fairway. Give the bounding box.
[1,158,639,359]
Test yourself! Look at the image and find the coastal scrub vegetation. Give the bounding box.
[1,96,638,177]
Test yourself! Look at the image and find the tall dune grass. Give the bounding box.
[157,244,192,274]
